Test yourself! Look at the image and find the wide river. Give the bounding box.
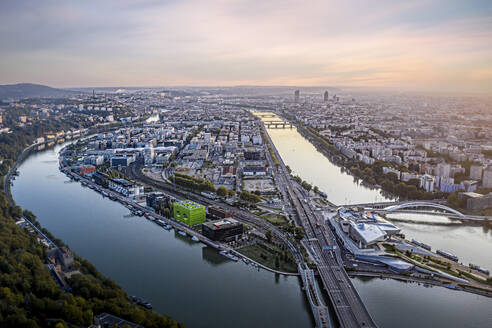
[11,125,492,328]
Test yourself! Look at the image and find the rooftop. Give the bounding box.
[203,218,240,230]
[178,200,204,210]
[349,221,386,245]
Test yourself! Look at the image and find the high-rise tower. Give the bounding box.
[294,90,300,102]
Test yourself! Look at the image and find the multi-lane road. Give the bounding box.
[262,123,377,328]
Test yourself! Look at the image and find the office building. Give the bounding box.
[323,91,329,102]
[173,200,206,226]
[110,156,134,167]
[202,218,243,242]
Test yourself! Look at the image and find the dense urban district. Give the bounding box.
[0,84,491,328]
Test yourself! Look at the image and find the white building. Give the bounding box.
[419,174,435,192]
[436,162,451,178]
[144,144,155,166]
[470,165,483,180]
[252,135,262,145]
[483,166,492,189]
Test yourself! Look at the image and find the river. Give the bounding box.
[265,121,492,328]
[12,145,313,328]
[11,127,492,327]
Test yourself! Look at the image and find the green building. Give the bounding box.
[173,200,206,226]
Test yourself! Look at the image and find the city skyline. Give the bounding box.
[1,0,491,94]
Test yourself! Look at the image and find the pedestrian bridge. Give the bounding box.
[384,202,464,217]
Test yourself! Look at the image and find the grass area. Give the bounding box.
[427,263,460,277]
[253,209,268,216]
[237,243,297,273]
[258,203,283,211]
[456,269,492,286]
[262,213,288,225]
[470,208,492,216]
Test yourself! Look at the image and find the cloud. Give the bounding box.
[0,0,491,93]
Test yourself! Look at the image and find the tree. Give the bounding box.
[294,226,304,240]
[385,172,399,183]
[362,167,374,178]
[239,191,260,203]
[217,187,228,197]
[447,193,463,209]
[10,205,23,218]
[381,179,394,193]
[266,230,273,243]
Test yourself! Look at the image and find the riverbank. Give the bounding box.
[12,144,314,328]
[2,137,183,327]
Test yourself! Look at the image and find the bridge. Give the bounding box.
[341,200,491,222]
[255,113,277,118]
[263,120,294,129]
[384,202,464,216]
[339,199,447,209]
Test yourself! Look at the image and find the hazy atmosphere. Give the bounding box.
[1,0,491,93]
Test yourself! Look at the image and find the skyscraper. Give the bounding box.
[294,90,300,102]
[323,91,329,101]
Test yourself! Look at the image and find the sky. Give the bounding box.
[0,0,491,93]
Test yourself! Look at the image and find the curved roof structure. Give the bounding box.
[384,202,464,217]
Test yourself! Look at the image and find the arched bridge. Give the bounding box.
[384,202,464,217]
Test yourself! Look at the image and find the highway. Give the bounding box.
[262,123,377,328]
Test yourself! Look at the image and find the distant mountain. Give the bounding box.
[0,83,79,99]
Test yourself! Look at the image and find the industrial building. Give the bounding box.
[202,218,243,242]
[173,200,206,226]
[207,206,233,219]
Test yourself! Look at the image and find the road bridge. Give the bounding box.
[255,113,277,118]
[339,199,447,209]
[384,202,464,216]
[343,200,491,222]
[263,120,294,129]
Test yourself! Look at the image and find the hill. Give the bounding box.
[0,83,78,99]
